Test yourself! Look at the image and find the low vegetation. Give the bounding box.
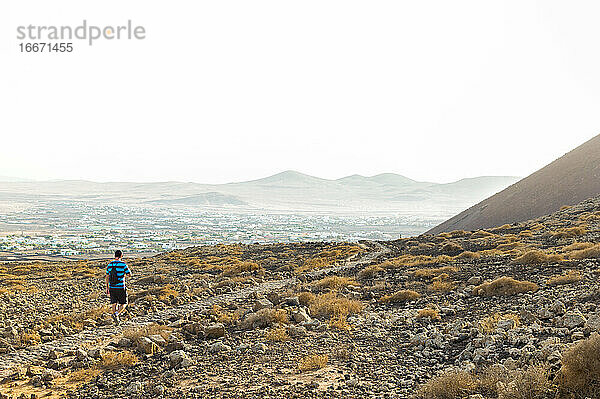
[473,277,538,296]
[478,313,520,334]
[311,276,358,291]
[567,243,600,260]
[264,326,289,342]
[414,266,458,279]
[100,351,139,370]
[417,306,440,321]
[240,308,288,329]
[547,270,582,286]
[557,332,600,397]
[298,354,328,372]
[416,365,553,399]
[379,289,421,303]
[512,250,563,265]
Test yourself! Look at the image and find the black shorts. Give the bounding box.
[109,288,127,305]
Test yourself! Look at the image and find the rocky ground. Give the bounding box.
[2,197,600,398]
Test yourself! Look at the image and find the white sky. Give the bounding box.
[1,1,599,184]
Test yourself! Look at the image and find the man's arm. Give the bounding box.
[124,265,131,286]
[105,274,110,295]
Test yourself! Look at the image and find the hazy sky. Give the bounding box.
[1,1,599,184]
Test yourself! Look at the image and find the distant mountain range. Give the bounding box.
[0,171,520,215]
[428,133,600,233]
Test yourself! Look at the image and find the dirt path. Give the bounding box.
[0,242,389,378]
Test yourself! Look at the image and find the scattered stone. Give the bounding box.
[148,334,167,347]
[205,323,226,339]
[253,298,273,312]
[558,311,586,329]
[126,381,142,394]
[137,337,159,355]
[293,308,311,323]
[209,341,231,354]
[169,350,193,367]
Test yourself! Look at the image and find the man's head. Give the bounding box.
[115,250,123,259]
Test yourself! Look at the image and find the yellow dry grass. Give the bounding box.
[311,276,358,291]
[298,354,328,372]
[478,313,520,334]
[473,277,538,297]
[512,250,563,265]
[379,289,421,303]
[547,270,582,286]
[414,266,458,279]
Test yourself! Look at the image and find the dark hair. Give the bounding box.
[115,250,123,258]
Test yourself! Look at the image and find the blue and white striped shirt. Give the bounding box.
[106,260,130,289]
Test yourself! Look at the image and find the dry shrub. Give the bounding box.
[123,323,171,344]
[67,368,102,383]
[557,332,600,397]
[129,284,180,303]
[212,276,253,289]
[415,266,458,279]
[416,370,478,399]
[456,251,480,260]
[309,292,362,319]
[472,230,495,238]
[297,291,315,306]
[265,326,289,342]
[478,313,520,334]
[298,354,328,372]
[441,242,463,254]
[497,242,523,251]
[580,211,600,222]
[221,260,263,277]
[379,289,421,303]
[211,304,240,325]
[492,224,514,231]
[19,330,41,346]
[429,274,455,292]
[417,307,440,321]
[547,270,582,286]
[512,250,563,265]
[417,365,553,399]
[499,365,553,399]
[473,277,538,297]
[551,226,587,239]
[568,244,600,260]
[295,245,362,273]
[563,242,594,252]
[517,230,533,238]
[312,276,358,291]
[100,351,138,369]
[357,264,384,280]
[240,308,288,329]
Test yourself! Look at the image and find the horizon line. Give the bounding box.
[0,170,522,186]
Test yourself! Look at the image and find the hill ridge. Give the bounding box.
[428,133,600,234]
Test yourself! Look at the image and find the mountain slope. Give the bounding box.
[427,133,600,234]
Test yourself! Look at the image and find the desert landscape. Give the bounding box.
[1,190,600,398]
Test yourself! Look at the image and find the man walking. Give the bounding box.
[106,250,131,325]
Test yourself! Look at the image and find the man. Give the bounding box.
[106,250,131,325]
